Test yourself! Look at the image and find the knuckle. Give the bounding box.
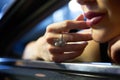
[45,36,50,43]
[46,24,54,32]
[47,45,54,52]
[62,20,71,29]
[47,45,60,53]
[45,34,53,43]
[64,20,71,25]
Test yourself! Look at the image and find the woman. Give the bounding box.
[23,0,120,64]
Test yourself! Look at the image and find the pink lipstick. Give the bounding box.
[84,11,105,26]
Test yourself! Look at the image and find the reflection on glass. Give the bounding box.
[0,0,16,19]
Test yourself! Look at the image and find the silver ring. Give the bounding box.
[54,33,66,47]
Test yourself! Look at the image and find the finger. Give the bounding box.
[45,33,63,44]
[108,36,120,63]
[63,32,92,42]
[52,51,84,63]
[45,32,90,46]
[46,30,92,47]
[75,14,84,21]
[49,42,88,53]
[46,20,90,33]
[47,33,91,44]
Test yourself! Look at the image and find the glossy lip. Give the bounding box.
[84,11,105,26]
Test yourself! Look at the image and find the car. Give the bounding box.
[0,0,120,80]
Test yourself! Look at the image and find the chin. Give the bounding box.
[93,38,107,43]
[92,34,110,43]
[91,29,112,43]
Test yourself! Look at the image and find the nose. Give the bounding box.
[77,0,96,5]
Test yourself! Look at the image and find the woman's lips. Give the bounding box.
[84,11,105,26]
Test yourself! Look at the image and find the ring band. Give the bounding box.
[54,33,66,47]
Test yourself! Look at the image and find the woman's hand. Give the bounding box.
[23,15,92,62]
[108,35,120,64]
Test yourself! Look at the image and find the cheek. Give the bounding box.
[109,15,120,37]
[105,1,120,25]
[110,14,120,28]
[105,9,120,41]
[93,0,120,42]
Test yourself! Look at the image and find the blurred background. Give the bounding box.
[0,0,83,59]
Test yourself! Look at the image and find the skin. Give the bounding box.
[78,0,120,42]
[77,0,120,63]
[23,15,100,62]
[23,0,120,63]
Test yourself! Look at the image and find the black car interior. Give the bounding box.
[0,0,69,58]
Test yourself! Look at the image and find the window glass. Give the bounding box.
[12,0,83,56]
[0,0,16,19]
